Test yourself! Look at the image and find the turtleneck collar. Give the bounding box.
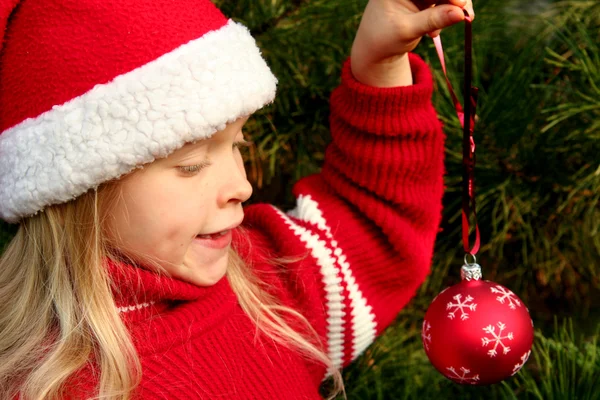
[106,257,236,325]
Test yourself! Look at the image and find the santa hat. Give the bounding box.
[0,0,277,223]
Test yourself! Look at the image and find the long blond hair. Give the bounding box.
[0,183,343,399]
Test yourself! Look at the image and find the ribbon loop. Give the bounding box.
[433,11,480,256]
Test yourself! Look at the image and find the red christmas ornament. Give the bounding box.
[422,263,534,385]
[423,10,534,386]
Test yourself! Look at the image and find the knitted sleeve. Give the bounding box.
[240,53,445,375]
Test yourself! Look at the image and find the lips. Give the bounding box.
[197,231,228,240]
[194,229,232,249]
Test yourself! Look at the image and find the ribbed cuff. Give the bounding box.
[331,53,440,136]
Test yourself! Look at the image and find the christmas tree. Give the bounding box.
[1,0,598,398]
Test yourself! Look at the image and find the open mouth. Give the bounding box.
[194,230,232,249]
[196,230,229,240]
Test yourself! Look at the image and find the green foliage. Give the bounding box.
[0,220,17,253]
[510,319,600,400]
[216,0,367,206]
[332,318,600,400]
[426,0,600,320]
[216,0,600,323]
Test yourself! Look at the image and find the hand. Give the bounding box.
[351,0,475,87]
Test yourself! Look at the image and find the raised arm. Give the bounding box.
[240,0,473,374]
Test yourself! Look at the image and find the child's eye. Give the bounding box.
[178,162,210,175]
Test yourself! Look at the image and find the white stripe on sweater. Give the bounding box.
[274,207,345,372]
[117,301,155,314]
[288,195,377,362]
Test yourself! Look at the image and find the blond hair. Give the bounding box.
[0,183,343,399]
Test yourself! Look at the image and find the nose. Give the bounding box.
[217,157,253,207]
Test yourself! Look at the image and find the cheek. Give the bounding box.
[107,185,209,264]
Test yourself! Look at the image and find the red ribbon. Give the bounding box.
[433,10,480,256]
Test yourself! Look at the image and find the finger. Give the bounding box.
[413,0,465,9]
[449,0,475,19]
[465,0,475,19]
[446,0,468,7]
[416,0,475,20]
[409,5,465,38]
[428,29,442,38]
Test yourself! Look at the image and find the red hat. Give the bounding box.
[0,0,277,223]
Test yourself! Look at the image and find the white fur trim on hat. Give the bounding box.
[0,20,277,223]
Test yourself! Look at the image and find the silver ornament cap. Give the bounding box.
[461,256,482,281]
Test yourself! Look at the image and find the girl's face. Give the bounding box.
[105,117,253,286]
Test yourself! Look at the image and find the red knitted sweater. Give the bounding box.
[93,53,444,399]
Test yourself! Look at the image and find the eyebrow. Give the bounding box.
[167,116,250,163]
[169,140,209,163]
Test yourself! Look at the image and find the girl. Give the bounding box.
[0,0,473,398]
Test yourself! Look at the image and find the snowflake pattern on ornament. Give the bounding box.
[481,322,513,357]
[446,366,480,384]
[446,294,477,320]
[511,350,531,375]
[422,320,432,350]
[490,285,521,310]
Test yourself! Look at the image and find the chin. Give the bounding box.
[195,269,228,287]
[191,257,229,287]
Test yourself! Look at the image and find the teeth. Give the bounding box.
[197,230,227,239]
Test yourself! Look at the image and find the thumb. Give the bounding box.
[410,5,465,38]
